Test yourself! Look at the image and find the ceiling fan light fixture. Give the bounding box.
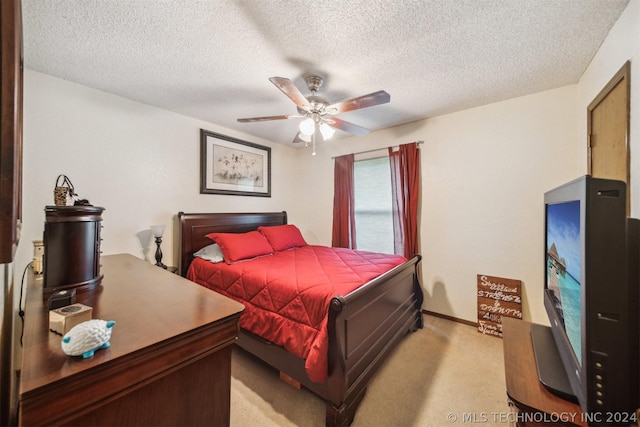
[298,132,311,143]
[299,118,315,136]
[238,75,387,151]
[319,123,335,140]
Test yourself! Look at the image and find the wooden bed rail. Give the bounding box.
[330,254,423,310]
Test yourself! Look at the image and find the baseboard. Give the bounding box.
[422,309,478,328]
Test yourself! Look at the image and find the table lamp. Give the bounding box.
[150,224,167,269]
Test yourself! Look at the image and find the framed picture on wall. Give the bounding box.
[200,129,271,197]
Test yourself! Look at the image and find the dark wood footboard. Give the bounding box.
[235,255,423,427]
[325,254,423,425]
[177,211,423,426]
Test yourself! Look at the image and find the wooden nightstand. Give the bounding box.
[155,265,178,274]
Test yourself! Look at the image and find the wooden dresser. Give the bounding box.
[19,254,244,426]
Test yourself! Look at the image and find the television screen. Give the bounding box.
[545,200,581,365]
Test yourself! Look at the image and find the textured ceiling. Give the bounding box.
[22,0,629,146]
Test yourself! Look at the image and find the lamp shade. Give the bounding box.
[298,132,311,143]
[319,123,335,139]
[150,224,165,238]
[299,118,315,136]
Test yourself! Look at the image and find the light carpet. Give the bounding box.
[230,315,512,426]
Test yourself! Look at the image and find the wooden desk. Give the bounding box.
[502,317,585,427]
[19,253,244,426]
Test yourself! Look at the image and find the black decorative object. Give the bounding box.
[150,225,167,269]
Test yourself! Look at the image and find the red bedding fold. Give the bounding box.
[186,245,406,382]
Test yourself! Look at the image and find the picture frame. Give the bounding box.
[200,129,271,197]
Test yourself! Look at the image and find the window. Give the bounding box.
[353,156,394,254]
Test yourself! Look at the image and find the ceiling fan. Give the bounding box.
[237,75,390,153]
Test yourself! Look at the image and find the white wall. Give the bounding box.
[295,86,578,324]
[16,70,300,276]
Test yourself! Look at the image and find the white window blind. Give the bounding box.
[353,156,394,254]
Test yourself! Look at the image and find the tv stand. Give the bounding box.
[502,317,585,426]
[530,323,579,403]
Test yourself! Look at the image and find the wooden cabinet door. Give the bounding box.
[0,0,23,263]
[587,61,631,214]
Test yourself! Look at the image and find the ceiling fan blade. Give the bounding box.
[237,114,293,123]
[269,77,310,109]
[328,117,370,136]
[326,90,390,114]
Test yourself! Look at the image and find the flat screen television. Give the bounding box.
[532,175,639,423]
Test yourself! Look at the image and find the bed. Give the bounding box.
[177,211,424,426]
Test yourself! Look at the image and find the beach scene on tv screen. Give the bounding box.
[546,200,582,365]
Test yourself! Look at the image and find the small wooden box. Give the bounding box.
[49,303,92,335]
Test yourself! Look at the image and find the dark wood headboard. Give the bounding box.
[177,211,288,277]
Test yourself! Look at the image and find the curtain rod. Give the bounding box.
[331,140,423,159]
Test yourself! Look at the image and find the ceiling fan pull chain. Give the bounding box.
[312,132,317,156]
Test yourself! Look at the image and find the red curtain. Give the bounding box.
[331,154,356,248]
[389,142,420,258]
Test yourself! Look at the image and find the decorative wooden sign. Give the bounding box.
[477,274,522,337]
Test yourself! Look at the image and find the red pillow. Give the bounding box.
[258,224,308,251]
[206,231,273,263]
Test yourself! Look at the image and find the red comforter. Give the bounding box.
[187,245,406,382]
